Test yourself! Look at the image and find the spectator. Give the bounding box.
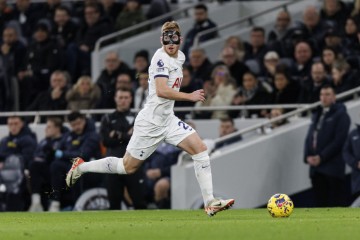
[268,10,292,45]
[146,0,171,27]
[215,117,241,149]
[49,111,101,212]
[175,67,197,120]
[69,3,112,77]
[269,108,288,129]
[12,0,42,41]
[27,70,69,114]
[0,116,36,211]
[100,0,124,24]
[134,72,149,110]
[18,21,65,109]
[115,73,133,91]
[1,25,27,76]
[342,17,360,57]
[290,41,313,82]
[96,51,131,108]
[0,116,36,171]
[131,49,149,88]
[271,68,299,105]
[100,88,146,210]
[343,117,360,207]
[66,75,101,111]
[215,46,249,87]
[223,36,245,61]
[28,117,66,212]
[229,71,271,119]
[52,6,79,49]
[301,6,328,47]
[258,51,280,88]
[298,62,330,103]
[321,46,340,76]
[0,0,14,34]
[244,27,269,64]
[182,3,218,58]
[304,84,350,207]
[331,59,357,95]
[144,142,181,209]
[38,0,62,24]
[186,47,212,89]
[320,0,349,34]
[351,0,360,23]
[0,26,27,111]
[115,0,147,39]
[322,28,348,57]
[194,65,237,119]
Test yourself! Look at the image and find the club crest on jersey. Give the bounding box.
[172,77,183,88]
[157,59,164,67]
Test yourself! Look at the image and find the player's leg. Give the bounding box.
[66,152,143,187]
[166,118,234,216]
[177,131,214,204]
[177,132,234,216]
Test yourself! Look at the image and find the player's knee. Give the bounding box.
[123,152,143,174]
[124,165,138,174]
[199,143,208,153]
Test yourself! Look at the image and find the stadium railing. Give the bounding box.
[212,86,360,150]
[0,104,308,124]
[1,84,359,125]
[192,0,305,48]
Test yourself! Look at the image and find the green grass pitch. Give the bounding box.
[0,208,359,240]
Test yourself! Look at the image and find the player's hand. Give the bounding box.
[357,161,360,170]
[189,89,205,102]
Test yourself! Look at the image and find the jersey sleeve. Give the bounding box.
[153,51,170,79]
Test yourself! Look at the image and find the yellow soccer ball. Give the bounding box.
[267,193,294,218]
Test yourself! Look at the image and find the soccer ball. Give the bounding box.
[267,193,294,218]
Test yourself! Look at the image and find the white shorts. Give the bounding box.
[127,115,196,160]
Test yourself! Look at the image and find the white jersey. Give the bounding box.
[138,47,185,126]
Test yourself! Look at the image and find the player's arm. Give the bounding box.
[155,77,205,102]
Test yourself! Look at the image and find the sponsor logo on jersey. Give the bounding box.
[172,77,183,88]
[157,59,164,67]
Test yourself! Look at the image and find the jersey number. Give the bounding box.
[178,121,192,131]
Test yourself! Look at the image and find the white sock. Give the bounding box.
[192,151,214,206]
[31,193,41,204]
[78,157,127,174]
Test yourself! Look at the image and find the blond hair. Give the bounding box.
[161,21,181,34]
[74,76,93,91]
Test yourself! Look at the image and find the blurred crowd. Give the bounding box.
[0,0,360,120]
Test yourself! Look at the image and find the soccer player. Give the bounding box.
[66,21,234,216]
